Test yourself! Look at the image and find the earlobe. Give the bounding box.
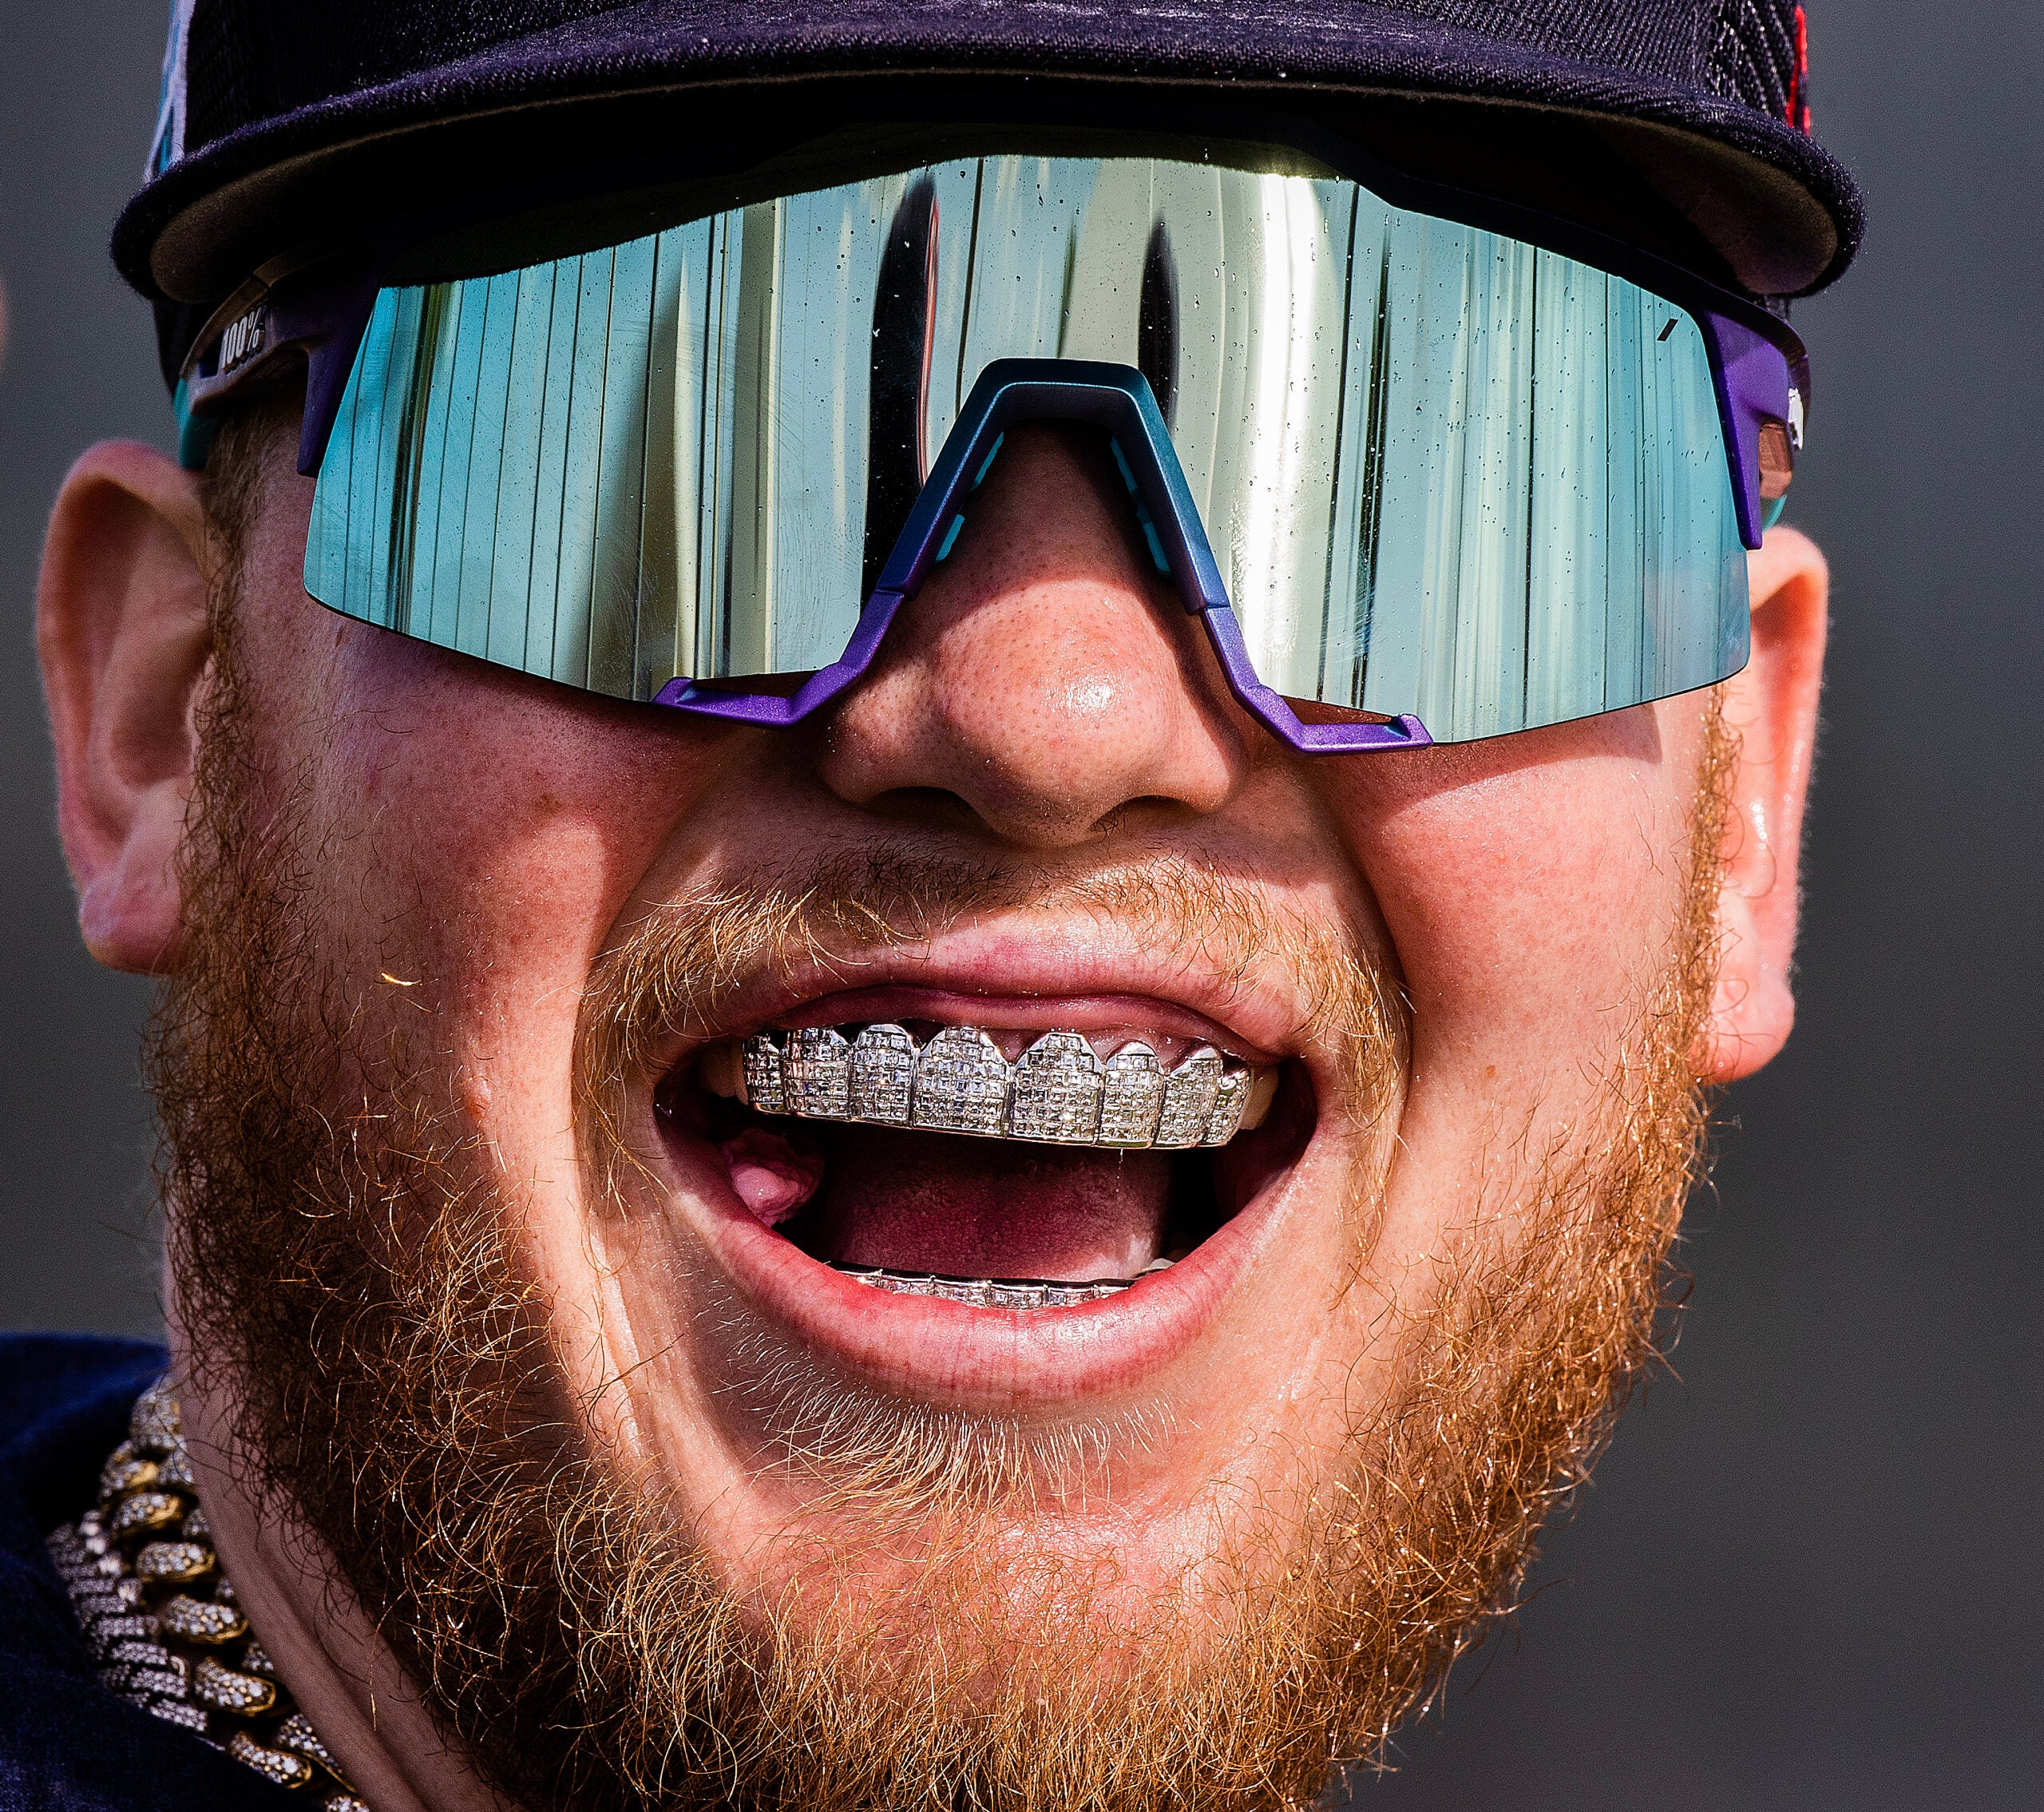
[37,441,214,975]
[1701,525,1829,1083]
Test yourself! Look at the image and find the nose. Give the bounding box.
[818,426,1248,847]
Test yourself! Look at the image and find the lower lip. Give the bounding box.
[686,1146,1275,1408]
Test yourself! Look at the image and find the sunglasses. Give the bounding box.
[178,117,1808,751]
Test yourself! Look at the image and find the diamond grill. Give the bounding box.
[741,1036,786,1114]
[1204,1069,1252,1145]
[785,1027,852,1117]
[838,1264,1135,1307]
[848,1023,916,1123]
[741,1025,1262,1149]
[1098,1043,1167,1145]
[1009,1032,1106,1142]
[1154,1047,1223,1149]
[910,1026,1010,1135]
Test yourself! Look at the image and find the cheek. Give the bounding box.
[1331,705,1704,1109]
[232,511,713,1125]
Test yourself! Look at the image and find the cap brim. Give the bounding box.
[117,2,1864,307]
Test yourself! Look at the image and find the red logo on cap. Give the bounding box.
[1788,5,1813,133]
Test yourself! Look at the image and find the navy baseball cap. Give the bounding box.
[123,0,1863,388]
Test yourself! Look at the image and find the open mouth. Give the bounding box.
[660,1013,1311,1315]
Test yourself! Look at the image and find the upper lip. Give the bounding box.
[654,924,1302,1078]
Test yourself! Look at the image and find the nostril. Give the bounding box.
[858,786,985,831]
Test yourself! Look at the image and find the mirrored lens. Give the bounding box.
[307,149,1748,743]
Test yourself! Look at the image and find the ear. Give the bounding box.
[1701,525,1829,1083]
[37,440,214,975]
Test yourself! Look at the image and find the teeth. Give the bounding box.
[1153,1047,1223,1148]
[741,1037,786,1115]
[1008,1032,1105,1142]
[735,1025,1269,1149]
[833,1263,1141,1307]
[1202,1067,1252,1146]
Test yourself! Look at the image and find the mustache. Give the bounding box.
[575,846,1408,1116]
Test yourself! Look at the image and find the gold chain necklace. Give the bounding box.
[45,1378,366,1810]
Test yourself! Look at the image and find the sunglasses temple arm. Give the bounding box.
[294,276,384,476]
[1702,310,1796,550]
[173,264,384,477]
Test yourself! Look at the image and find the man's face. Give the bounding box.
[46,395,1824,1807]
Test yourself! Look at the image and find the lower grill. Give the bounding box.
[828,1261,1155,1308]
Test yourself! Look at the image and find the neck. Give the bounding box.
[168,1304,510,1812]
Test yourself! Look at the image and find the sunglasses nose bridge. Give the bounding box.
[865,363,1431,757]
[869,363,1230,614]
[656,361,1430,755]
[813,414,1254,847]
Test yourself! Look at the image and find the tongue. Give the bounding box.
[806,1124,1172,1282]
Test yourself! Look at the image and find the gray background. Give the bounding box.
[0,6,2035,1809]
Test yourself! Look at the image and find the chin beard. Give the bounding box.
[151,610,1726,1811]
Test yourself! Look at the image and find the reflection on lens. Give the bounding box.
[308,142,1749,744]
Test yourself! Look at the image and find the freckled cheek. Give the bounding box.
[297,722,667,1025]
[248,554,703,1071]
[1352,781,1679,1054]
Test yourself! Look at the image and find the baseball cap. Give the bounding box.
[124,0,1860,392]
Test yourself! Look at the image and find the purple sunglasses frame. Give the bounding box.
[656,358,1435,751]
[179,111,1809,755]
